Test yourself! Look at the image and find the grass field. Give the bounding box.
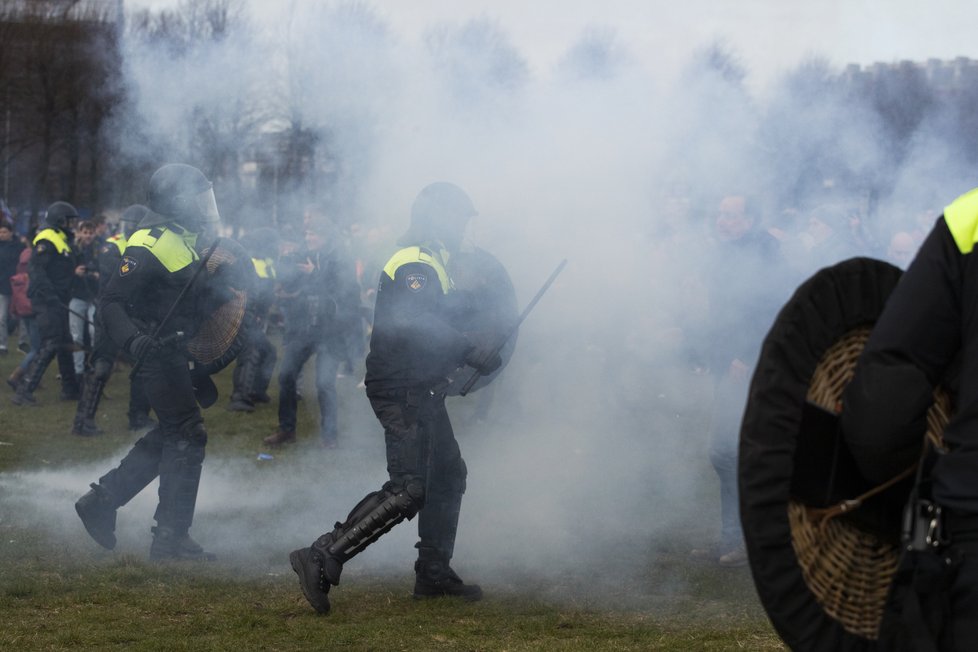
[0,332,784,651]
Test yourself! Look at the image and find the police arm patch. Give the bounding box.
[119,255,138,276]
[405,272,427,292]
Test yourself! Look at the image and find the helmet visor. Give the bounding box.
[194,187,221,224]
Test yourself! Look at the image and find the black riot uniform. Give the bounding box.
[288,182,502,614]
[70,205,154,437]
[227,227,280,412]
[840,187,978,650]
[12,202,81,405]
[74,164,222,560]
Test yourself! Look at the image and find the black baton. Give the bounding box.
[459,258,567,396]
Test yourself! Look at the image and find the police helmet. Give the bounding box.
[143,163,221,232]
[43,201,79,231]
[119,204,150,238]
[398,182,477,248]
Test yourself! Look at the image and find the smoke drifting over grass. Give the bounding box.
[5,0,978,608]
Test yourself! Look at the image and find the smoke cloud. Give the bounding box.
[5,0,975,609]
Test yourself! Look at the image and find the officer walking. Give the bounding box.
[70,205,154,437]
[74,164,222,560]
[263,214,361,448]
[288,182,502,614]
[227,227,280,412]
[841,187,978,650]
[11,202,82,405]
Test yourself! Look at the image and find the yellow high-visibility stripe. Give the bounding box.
[33,228,71,254]
[382,246,451,294]
[127,226,199,272]
[944,187,978,254]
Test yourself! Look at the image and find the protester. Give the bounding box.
[0,220,25,354]
[68,220,99,376]
[263,212,362,449]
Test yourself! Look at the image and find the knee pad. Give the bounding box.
[175,422,208,465]
[93,358,113,383]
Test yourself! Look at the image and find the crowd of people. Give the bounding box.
[0,197,373,446]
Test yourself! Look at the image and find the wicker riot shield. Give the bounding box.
[739,257,950,651]
[442,246,519,395]
[185,237,255,376]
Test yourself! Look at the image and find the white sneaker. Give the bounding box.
[718,545,748,567]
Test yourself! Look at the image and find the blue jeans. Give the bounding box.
[277,334,341,444]
[17,316,39,371]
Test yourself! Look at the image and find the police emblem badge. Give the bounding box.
[119,255,138,276]
[406,272,427,292]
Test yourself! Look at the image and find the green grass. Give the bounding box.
[0,333,784,651]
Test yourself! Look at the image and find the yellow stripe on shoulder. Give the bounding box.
[382,246,451,293]
[944,187,978,254]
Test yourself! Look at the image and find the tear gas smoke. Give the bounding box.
[4,0,976,608]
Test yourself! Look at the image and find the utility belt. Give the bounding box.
[367,384,444,406]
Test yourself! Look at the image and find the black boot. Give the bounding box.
[75,484,118,550]
[289,546,333,614]
[226,393,255,412]
[149,526,215,561]
[72,372,104,436]
[413,555,483,601]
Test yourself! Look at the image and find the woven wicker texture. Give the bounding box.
[185,288,246,364]
[790,327,951,639]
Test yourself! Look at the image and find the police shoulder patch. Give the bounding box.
[405,272,427,292]
[119,255,138,276]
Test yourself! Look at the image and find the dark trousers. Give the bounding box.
[75,327,151,426]
[97,351,206,533]
[231,324,276,400]
[368,388,467,560]
[25,302,77,393]
[277,333,341,444]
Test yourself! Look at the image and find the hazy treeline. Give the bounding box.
[1,0,978,238]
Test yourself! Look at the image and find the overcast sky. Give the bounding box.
[128,0,978,93]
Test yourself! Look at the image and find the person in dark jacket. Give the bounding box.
[70,205,154,437]
[68,220,100,376]
[842,187,978,650]
[694,194,784,567]
[287,182,502,615]
[12,202,81,405]
[0,220,25,355]
[263,214,361,448]
[227,227,280,412]
[74,164,224,560]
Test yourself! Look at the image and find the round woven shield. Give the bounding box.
[443,246,518,395]
[788,327,950,640]
[739,257,950,651]
[185,238,254,375]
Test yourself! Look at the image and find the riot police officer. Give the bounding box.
[74,164,221,560]
[288,182,501,614]
[227,226,280,412]
[70,205,154,436]
[12,201,82,405]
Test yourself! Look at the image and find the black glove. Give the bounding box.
[126,333,161,360]
[464,345,502,376]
